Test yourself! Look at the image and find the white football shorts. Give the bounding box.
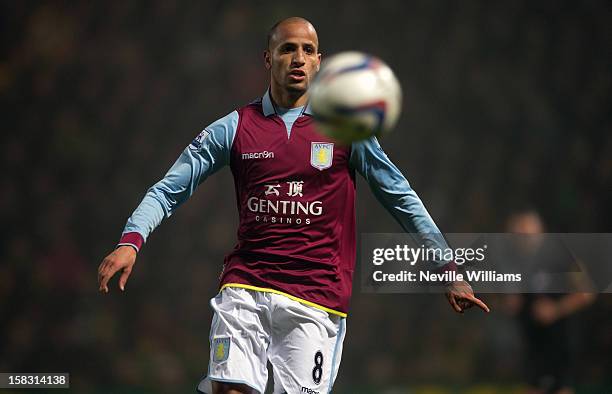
[197,286,347,394]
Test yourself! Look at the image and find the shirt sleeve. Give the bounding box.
[117,110,239,251]
[350,136,454,270]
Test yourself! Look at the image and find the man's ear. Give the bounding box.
[264,50,271,70]
[316,53,321,71]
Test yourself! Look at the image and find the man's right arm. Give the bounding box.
[98,110,239,293]
[118,111,239,251]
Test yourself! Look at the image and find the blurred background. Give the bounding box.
[1,1,611,393]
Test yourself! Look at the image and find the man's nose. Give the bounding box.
[292,49,306,66]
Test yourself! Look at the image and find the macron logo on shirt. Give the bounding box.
[241,151,275,160]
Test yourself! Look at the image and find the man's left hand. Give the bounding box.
[445,280,490,314]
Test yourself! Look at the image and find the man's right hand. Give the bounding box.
[98,246,137,293]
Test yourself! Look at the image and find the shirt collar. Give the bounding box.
[262,88,313,117]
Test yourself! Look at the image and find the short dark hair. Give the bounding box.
[266,16,315,50]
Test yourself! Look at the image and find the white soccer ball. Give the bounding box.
[309,51,402,144]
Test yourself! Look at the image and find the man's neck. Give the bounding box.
[270,86,308,109]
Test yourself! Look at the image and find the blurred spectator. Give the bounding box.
[504,210,596,394]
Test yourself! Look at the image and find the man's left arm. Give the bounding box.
[350,137,489,313]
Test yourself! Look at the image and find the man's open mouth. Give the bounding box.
[289,69,306,81]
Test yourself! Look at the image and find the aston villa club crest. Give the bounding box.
[310,142,334,170]
[212,337,230,363]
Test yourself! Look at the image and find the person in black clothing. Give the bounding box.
[504,209,595,394]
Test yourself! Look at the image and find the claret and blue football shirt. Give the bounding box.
[118,89,450,316]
